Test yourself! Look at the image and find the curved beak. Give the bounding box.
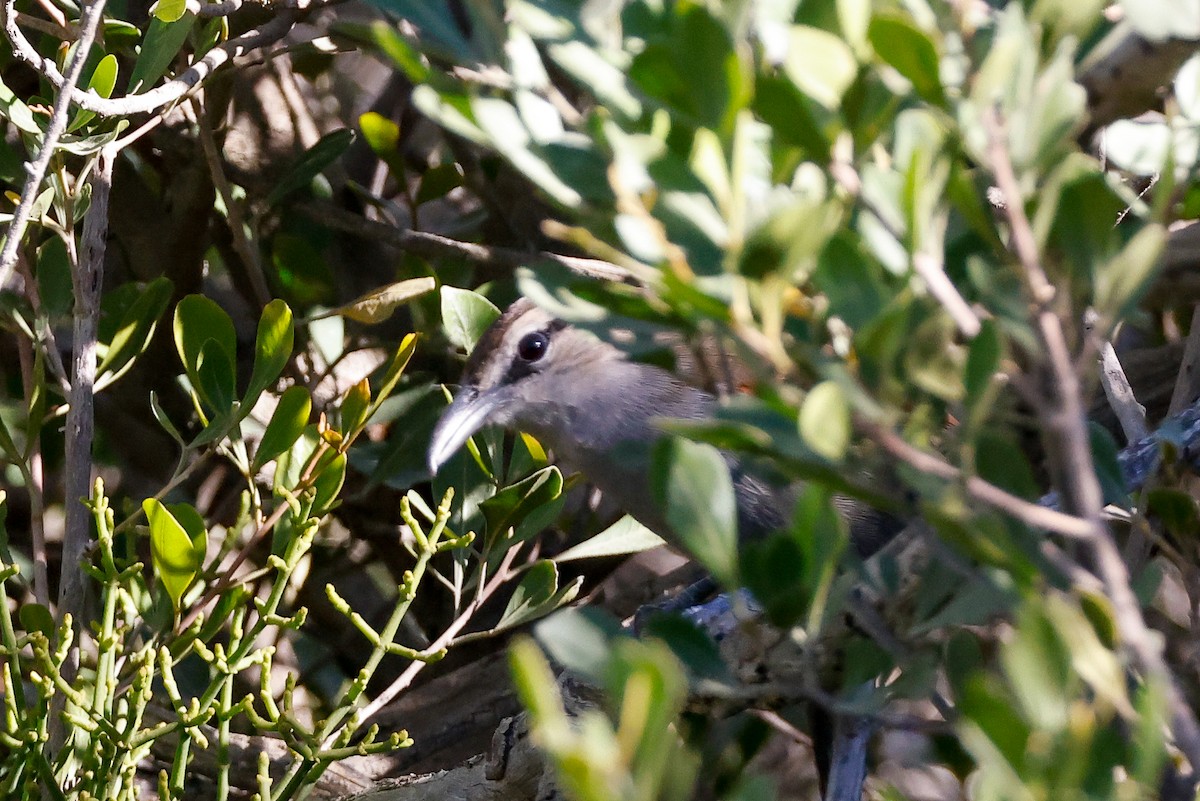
[427,386,505,475]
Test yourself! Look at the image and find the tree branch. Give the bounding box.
[296,201,634,284]
[985,105,1200,784]
[3,6,297,119]
[0,0,108,289]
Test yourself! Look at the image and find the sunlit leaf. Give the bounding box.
[144,498,206,608]
[441,286,500,352]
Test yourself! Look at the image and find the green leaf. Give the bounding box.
[1002,601,1072,730]
[319,277,436,324]
[151,0,187,23]
[964,319,1001,409]
[555,516,666,562]
[196,338,236,414]
[1147,488,1200,540]
[69,54,119,131]
[35,236,72,318]
[1094,224,1165,321]
[494,561,583,633]
[98,277,173,380]
[639,613,729,682]
[784,25,858,110]
[366,333,418,419]
[0,76,42,134]
[272,233,335,306]
[481,466,564,546]
[369,21,431,83]
[741,531,809,627]
[244,299,294,410]
[974,429,1039,500]
[651,438,738,588]
[441,286,501,352]
[868,15,945,105]
[174,294,236,391]
[19,603,54,636]
[904,311,966,401]
[311,452,346,515]
[798,381,851,462]
[253,386,311,472]
[359,111,400,157]
[340,379,371,439]
[533,607,623,685]
[415,163,465,206]
[150,390,186,447]
[1088,422,1129,509]
[509,637,572,740]
[128,14,196,93]
[144,498,206,608]
[266,129,356,206]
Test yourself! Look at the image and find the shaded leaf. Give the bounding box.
[267,129,356,206]
[318,277,436,324]
[868,15,944,105]
[651,438,738,588]
[253,386,312,472]
[494,561,583,633]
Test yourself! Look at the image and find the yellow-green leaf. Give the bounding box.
[144,498,206,608]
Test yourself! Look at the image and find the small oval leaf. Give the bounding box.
[799,381,851,462]
[253,385,312,472]
[144,498,206,608]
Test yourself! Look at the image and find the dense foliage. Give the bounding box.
[0,0,1199,798]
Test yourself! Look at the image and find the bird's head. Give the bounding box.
[427,298,625,474]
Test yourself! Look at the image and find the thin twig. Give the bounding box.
[1169,304,1200,416]
[863,421,1096,539]
[15,337,49,608]
[830,154,981,338]
[296,201,635,284]
[196,99,271,307]
[912,251,983,338]
[3,6,298,119]
[0,0,109,289]
[985,105,1200,781]
[356,544,522,728]
[1084,310,1149,442]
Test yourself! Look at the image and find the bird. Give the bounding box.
[426,297,902,557]
[427,297,902,798]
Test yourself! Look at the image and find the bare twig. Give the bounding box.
[1169,304,1200,415]
[912,251,983,338]
[357,544,523,728]
[15,337,49,608]
[296,201,635,284]
[985,106,1200,781]
[3,6,297,119]
[0,0,109,289]
[1085,310,1150,441]
[51,144,115,759]
[196,100,271,306]
[830,151,981,339]
[863,420,1096,539]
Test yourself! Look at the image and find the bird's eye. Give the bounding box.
[517,331,549,362]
